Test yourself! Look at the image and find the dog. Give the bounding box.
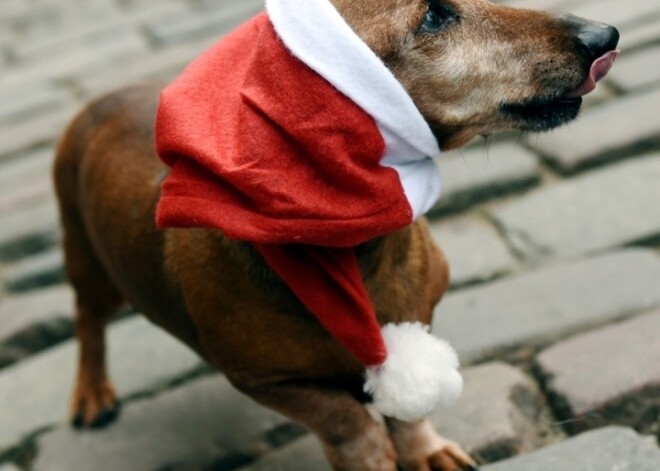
[53,0,618,470]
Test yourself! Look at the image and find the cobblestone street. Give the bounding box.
[1,0,659,469]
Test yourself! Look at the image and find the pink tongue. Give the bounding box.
[568,50,620,98]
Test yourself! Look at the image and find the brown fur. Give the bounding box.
[54,1,617,469]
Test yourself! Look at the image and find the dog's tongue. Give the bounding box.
[567,50,620,98]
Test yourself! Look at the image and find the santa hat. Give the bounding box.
[155,0,462,421]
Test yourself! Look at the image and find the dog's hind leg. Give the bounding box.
[65,223,123,429]
[54,128,124,429]
[386,418,478,471]
[237,381,398,471]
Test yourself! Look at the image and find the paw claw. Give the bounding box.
[71,412,84,429]
[70,378,119,429]
[89,404,120,429]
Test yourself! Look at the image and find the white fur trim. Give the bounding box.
[364,323,463,422]
[266,0,442,219]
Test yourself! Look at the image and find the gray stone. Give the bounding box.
[433,142,540,214]
[502,0,568,9]
[571,0,660,29]
[608,45,660,91]
[429,216,516,287]
[146,1,264,45]
[619,18,660,52]
[0,200,60,261]
[0,464,20,471]
[482,427,660,471]
[238,436,330,471]
[2,247,64,293]
[0,316,203,454]
[530,90,660,172]
[34,375,288,471]
[0,284,73,367]
[537,310,660,434]
[0,81,71,125]
[76,37,216,96]
[0,106,74,161]
[430,363,556,462]
[14,22,134,62]
[0,147,53,194]
[432,249,660,362]
[491,156,660,259]
[1,32,147,92]
[0,169,52,214]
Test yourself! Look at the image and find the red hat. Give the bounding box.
[155,0,462,421]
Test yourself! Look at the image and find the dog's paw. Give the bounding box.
[400,441,479,471]
[424,443,479,471]
[388,419,479,471]
[70,378,120,429]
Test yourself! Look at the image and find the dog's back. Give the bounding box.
[54,84,201,356]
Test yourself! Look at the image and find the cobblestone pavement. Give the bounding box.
[1,0,659,469]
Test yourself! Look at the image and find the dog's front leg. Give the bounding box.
[236,381,398,470]
[386,418,478,471]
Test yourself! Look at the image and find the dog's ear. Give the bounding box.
[330,0,425,60]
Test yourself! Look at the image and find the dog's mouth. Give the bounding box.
[500,50,619,132]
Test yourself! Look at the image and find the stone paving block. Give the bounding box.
[503,0,567,9]
[146,0,263,45]
[10,3,186,64]
[433,142,540,214]
[2,31,147,93]
[238,436,330,471]
[0,107,74,161]
[432,249,660,362]
[537,310,660,434]
[620,18,660,51]
[608,45,660,91]
[430,363,556,462]
[240,363,555,471]
[0,171,52,214]
[482,427,660,471]
[0,316,203,454]
[0,81,72,125]
[34,375,288,471]
[571,0,660,29]
[5,2,123,44]
[429,216,517,287]
[2,247,64,293]
[0,147,53,193]
[0,464,19,471]
[9,0,194,69]
[0,200,60,262]
[14,23,137,63]
[76,38,216,96]
[0,284,73,368]
[491,155,660,258]
[530,88,660,172]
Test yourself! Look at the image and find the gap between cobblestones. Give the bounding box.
[531,124,660,176]
[0,362,216,470]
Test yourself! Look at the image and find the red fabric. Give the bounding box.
[155,13,406,366]
[155,13,412,246]
[254,244,387,367]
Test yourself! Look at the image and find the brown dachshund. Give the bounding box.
[54,0,618,469]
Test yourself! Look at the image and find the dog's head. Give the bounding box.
[332,0,619,150]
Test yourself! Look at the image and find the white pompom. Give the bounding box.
[363,322,463,422]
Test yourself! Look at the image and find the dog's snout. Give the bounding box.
[561,14,620,61]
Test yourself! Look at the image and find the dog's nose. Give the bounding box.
[561,14,620,61]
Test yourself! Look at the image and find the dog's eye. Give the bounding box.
[421,1,457,33]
